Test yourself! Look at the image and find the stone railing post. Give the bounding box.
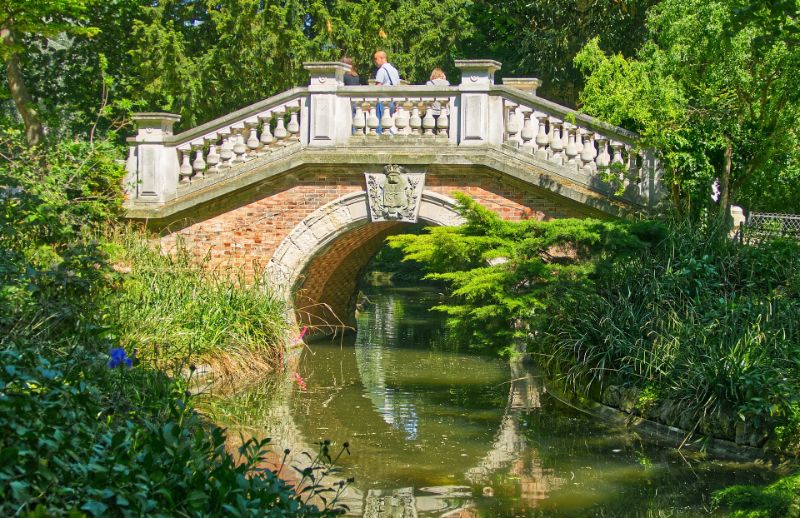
[455,59,502,146]
[502,78,542,97]
[641,149,665,206]
[303,61,352,146]
[125,113,181,203]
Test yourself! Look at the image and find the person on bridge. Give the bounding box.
[373,50,400,134]
[341,56,361,86]
[426,68,450,121]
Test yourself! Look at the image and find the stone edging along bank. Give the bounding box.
[540,378,789,464]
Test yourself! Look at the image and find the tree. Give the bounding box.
[387,194,653,356]
[0,0,98,146]
[575,0,800,216]
[461,0,657,105]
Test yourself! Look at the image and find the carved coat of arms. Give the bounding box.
[365,165,426,222]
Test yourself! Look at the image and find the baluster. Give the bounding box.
[219,131,234,170]
[535,115,549,160]
[395,100,409,135]
[422,100,436,137]
[205,137,220,174]
[505,103,520,144]
[191,142,206,177]
[409,104,422,135]
[179,149,192,183]
[274,108,288,143]
[352,101,366,135]
[565,125,580,170]
[258,114,274,153]
[126,147,137,177]
[588,132,598,172]
[550,121,564,166]
[366,102,379,136]
[580,130,595,173]
[437,100,450,138]
[611,142,624,168]
[232,128,247,163]
[287,106,300,141]
[520,108,535,153]
[246,124,260,156]
[596,136,611,172]
[380,100,394,135]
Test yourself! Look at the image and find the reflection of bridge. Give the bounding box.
[251,316,562,516]
[124,60,661,326]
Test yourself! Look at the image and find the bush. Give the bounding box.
[0,134,343,515]
[713,472,800,517]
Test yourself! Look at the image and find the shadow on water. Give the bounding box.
[205,286,778,517]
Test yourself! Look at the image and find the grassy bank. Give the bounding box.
[0,135,343,515]
[112,231,290,380]
[541,221,800,451]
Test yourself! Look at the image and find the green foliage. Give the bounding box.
[0,133,341,515]
[388,193,659,357]
[463,0,657,105]
[546,219,800,444]
[0,0,99,57]
[112,231,289,372]
[575,0,800,214]
[126,0,474,128]
[713,471,800,517]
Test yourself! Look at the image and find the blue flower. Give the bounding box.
[108,347,133,369]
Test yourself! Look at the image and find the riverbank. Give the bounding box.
[0,138,341,515]
[389,196,800,458]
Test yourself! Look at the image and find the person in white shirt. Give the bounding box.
[373,50,400,134]
[373,51,400,86]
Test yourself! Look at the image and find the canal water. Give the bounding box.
[207,286,776,517]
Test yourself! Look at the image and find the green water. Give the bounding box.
[208,286,776,517]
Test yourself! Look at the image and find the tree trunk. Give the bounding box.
[1,28,44,147]
[719,139,733,225]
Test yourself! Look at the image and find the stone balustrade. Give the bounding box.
[500,93,652,198]
[175,98,302,184]
[348,95,453,138]
[125,60,660,206]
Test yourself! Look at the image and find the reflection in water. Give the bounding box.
[207,287,776,517]
[355,298,419,440]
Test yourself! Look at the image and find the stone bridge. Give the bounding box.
[124,60,662,330]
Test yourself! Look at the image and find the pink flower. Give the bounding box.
[292,326,309,346]
[293,371,307,391]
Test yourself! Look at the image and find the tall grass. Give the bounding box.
[541,220,800,448]
[111,229,291,379]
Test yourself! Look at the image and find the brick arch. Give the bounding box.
[266,191,464,331]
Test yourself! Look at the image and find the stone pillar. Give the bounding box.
[503,78,542,97]
[303,61,352,146]
[126,113,181,203]
[455,59,502,146]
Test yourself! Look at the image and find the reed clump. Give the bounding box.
[111,229,291,380]
[542,219,800,450]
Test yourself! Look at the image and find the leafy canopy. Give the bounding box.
[575,0,800,214]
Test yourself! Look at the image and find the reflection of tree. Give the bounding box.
[355,292,419,440]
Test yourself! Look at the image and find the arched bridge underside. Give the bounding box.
[124,60,662,331]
